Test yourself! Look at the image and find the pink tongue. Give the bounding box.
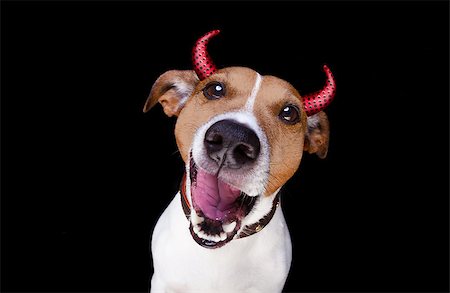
[191,169,241,221]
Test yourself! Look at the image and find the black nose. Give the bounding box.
[204,120,261,168]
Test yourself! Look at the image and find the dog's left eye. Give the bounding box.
[203,82,226,100]
[279,105,300,124]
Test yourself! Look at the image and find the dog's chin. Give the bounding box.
[188,158,257,249]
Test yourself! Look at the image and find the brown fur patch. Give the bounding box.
[143,70,198,116]
[304,111,330,159]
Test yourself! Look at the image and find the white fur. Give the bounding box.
[151,192,292,293]
[174,79,195,109]
[245,73,263,112]
[307,113,320,129]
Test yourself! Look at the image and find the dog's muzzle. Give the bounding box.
[187,119,265,248]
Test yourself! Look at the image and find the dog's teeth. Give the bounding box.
[219,232,227,241]
[191,211,204,225]
[193,224,201,234]
[197,230,206,239]
[198,230,213,242]
[222,221,237,233]
[198,231,220,243]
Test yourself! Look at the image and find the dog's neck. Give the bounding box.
[179,172,280,239]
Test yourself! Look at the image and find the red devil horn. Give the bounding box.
[192,30,220,80]
[302,65,336,116]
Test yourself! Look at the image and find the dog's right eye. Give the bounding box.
[203,82,226,100]
[279,104,300,125]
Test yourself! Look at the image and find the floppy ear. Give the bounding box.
[143,70,199,117]
[304,111,330,159]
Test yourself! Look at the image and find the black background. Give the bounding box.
[2,1,449,293]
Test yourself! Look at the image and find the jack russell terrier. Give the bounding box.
[143,30,336,293]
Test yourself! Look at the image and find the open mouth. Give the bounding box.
[189,158,256,249]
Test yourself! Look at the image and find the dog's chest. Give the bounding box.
[151,193,292,292]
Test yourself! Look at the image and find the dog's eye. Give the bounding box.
[279,105,300,124]
[203,82,225,100]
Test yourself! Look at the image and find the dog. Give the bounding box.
[143,30,336,293]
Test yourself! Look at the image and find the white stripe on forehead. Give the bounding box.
[244,72,263,112]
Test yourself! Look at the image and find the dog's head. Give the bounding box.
[144,30,335,248]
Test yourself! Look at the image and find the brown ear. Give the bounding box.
[143,70,199,117]
[304,111,330,159]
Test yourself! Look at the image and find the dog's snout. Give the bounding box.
[204,120,260,167]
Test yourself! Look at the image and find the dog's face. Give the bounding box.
[144,67,330,248]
